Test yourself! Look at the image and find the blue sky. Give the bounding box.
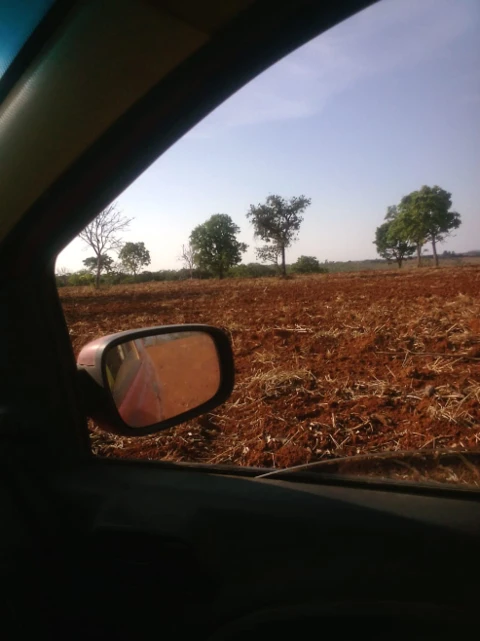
[0,1,54,78]
[57,0,480,272]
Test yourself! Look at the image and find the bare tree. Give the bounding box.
[55,265,71,287]
[256,243,281,271]
[78,203,133,288]
[178,242,196,279]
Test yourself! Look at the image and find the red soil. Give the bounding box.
[60,266,480,480]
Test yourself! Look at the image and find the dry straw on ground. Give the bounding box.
[62,266,480,485]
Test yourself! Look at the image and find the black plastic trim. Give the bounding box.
[0,0,76,105]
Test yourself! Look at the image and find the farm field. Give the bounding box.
[61,266,480,482]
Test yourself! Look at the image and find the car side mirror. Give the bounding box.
[77,325,234,436]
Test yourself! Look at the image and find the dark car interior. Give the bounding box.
[0,0,478,638]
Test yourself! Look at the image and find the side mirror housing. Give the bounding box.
[77,324,234,436]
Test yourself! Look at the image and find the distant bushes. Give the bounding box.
[56,260,331,287]
[56,267,218,287]
[229,263,278,278]
[289,255,328,274]
[56,270,95,287]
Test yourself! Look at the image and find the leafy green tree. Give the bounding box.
[374,206,416,268]
[119,242,151,278]
[78,203,133,287]
[394,186,461,267]
[290,255,328,274]
[190,214,247,279]
[247,194,311,277]
[83,254,114,275]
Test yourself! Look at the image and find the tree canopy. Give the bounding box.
[374,206,416,268]
[393,186,461,267]
[83,254,114,275]
[190,214,247,279]
[119,242,151,277]
[247,194,311,277]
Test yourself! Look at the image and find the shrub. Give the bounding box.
[67,270,95,286]
[290,256,328,274]
[229,263,278,278]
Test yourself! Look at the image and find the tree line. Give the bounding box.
[61,184,462,287]
[56,258,330,288]
[65,195,319,287]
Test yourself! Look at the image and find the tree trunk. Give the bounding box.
[416,244,422,268]
[95,257,101,289]
[397,256,402,268]
[431,237,439,267]
[280,244,286,278]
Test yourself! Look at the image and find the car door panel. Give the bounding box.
[50,460,480,636]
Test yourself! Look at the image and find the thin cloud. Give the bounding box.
[190,0,474,135]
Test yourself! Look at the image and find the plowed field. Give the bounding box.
[61,266,480,471]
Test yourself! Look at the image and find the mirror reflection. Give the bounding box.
[105,331,221,428]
